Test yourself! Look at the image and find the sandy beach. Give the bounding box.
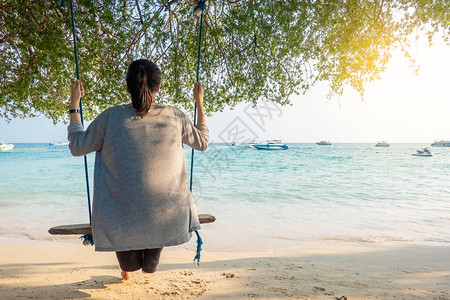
[0,239,448,300]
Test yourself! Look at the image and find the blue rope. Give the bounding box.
[60,0,93,245]
[193,230,203,266]
[189,0,205,191]
[80,234,94,246]
[191,0,205,265]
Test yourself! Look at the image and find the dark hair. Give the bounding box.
[126,59,161,118]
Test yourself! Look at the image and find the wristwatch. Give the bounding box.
[69,108,81,114]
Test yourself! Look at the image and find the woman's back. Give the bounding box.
[100,104,184,196]
[68,102,208,251]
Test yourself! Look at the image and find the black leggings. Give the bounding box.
[116,248,163,273]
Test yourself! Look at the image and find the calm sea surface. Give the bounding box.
[1,143,449,250]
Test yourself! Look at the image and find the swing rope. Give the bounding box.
[60,0,93,246]
[192,0,206,266]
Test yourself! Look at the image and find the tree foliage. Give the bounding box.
[0,0,449,122]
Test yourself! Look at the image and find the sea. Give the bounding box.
[1,143,449,251]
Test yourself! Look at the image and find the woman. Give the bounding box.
[67,59,209,280]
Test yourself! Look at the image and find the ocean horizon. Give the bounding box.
[1,142,449,250]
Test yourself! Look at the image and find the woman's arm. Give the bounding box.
[67,80,107,156]
[69,80,84,124]
[181,82,209,151]
[193,82,206,124]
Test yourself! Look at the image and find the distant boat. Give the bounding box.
[49,141,69,146]
[0,141,14,151]
[412,148,433,157]
[316,140,331,145]
[431,140,450,147]
[231,141,240,146]
[253,140,288,150]
[375,141,390,147]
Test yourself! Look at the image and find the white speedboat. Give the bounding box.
[253,140,288,150]
[412,148,432,157]
[316,140,331,145]
[375,141,390,147]
[49,141,69,146]
[0,141,14,151]
[431,140,450,147]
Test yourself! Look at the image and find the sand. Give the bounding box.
[0,239,449,300]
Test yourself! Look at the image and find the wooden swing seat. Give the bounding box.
[48,213,216,235]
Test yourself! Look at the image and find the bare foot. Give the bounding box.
[121,270,131,280]
[142,270,147,274]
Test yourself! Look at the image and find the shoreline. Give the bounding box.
[1,240,449,299]
[1,234,449,249]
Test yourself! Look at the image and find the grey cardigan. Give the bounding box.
[68,104,209,251]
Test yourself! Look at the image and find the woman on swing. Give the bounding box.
[67,59,209,280]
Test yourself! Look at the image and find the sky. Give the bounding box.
[1,35,449,144]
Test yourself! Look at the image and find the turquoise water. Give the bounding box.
[1,143,449,250]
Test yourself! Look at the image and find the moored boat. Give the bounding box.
[316,140,331,145]
[0,141,14,151]
[375,141,390,147]
[431,140,450,147]
[253,140,288,150]
[49,141,69,146]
